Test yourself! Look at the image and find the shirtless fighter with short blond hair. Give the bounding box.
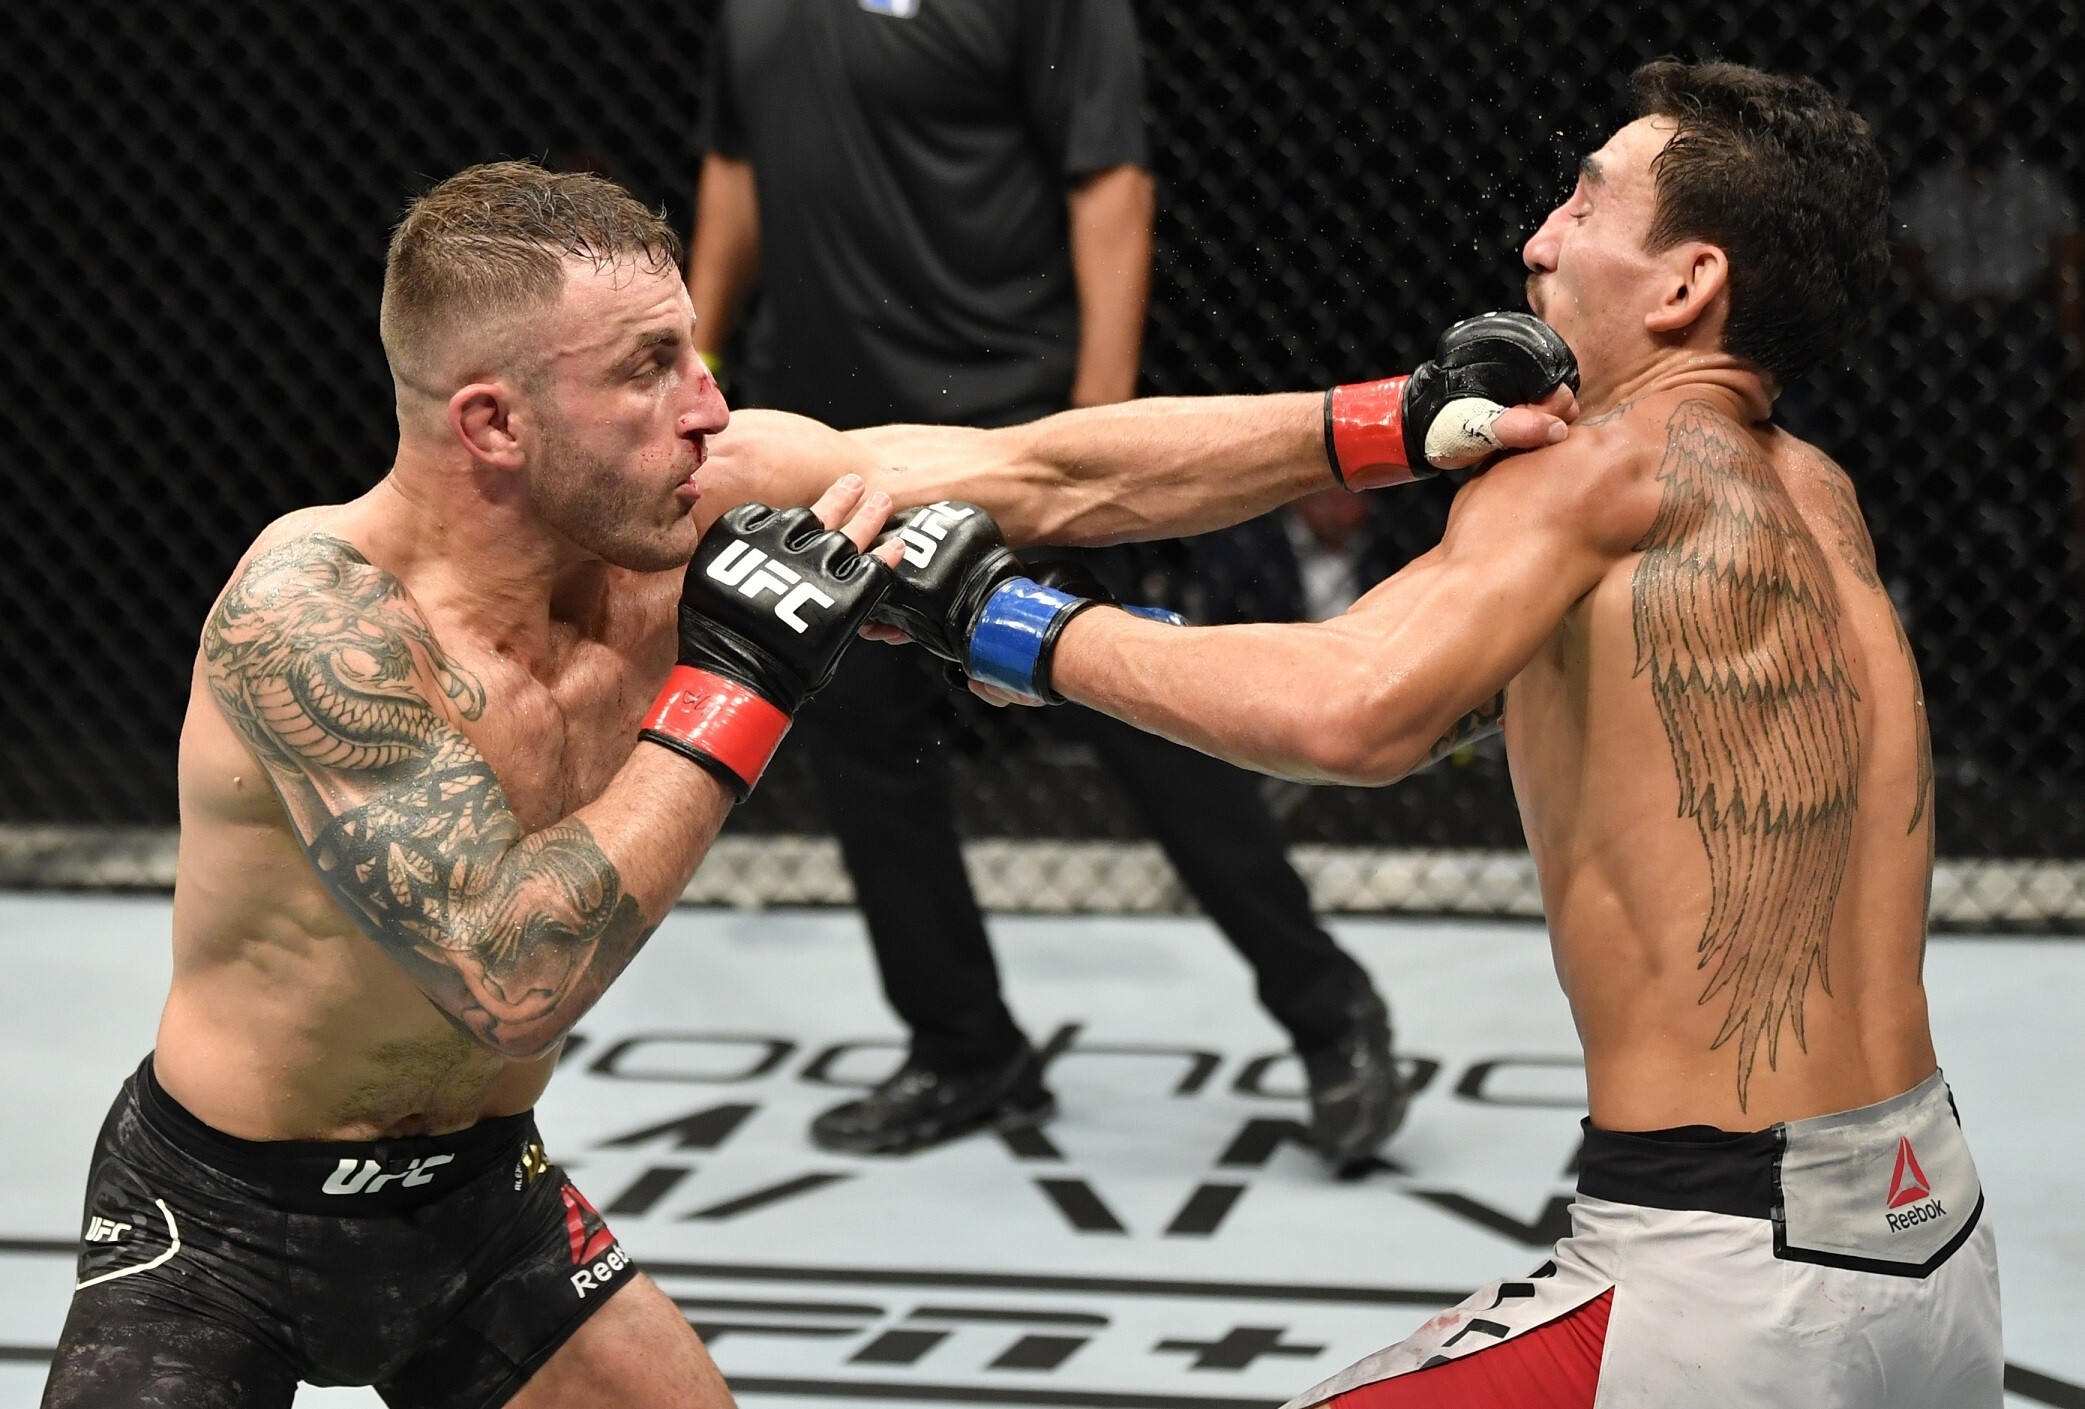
[41,159,1565,1409]
[702,61,2001,1408]
[41,162,912,1408]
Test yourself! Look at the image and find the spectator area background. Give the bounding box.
[3,1,2080,919]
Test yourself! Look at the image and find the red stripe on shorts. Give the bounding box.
[1326,1289,1612,1409]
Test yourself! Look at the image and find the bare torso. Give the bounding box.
[706,394,1941,1133]
[157,498,681,1140]
[1504,391,1935,1131]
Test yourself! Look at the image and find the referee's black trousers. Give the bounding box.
[794,639,1370,1075]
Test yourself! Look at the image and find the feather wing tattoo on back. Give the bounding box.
[1631,402,1861,1110]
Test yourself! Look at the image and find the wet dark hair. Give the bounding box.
[1632,60,1890,383]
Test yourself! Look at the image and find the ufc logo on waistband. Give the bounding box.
[322,1154,455,1196]
[705,542,836,633]
[895,502,977,568]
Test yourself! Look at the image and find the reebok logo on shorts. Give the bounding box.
[704,541,835,633]
[561,1182,629,1298]
[1884,1136,1944,1231]
[561,1183,616,1265]
[1886,1137,1931,1208]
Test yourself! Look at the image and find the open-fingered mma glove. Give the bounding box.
[1326,311,1580,489]
[640,504,892,798]
[871,501,1185,705]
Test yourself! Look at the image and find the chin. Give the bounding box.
[626,536,700,575]
[653,519,705,572]
[580,522,699,575]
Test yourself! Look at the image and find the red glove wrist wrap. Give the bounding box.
[1325,375,1417,490]
[640,665,791,800]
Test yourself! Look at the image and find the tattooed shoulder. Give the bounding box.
[1807,450,1883,591]
[203,533,487,773]
[1631,402,1861,1109]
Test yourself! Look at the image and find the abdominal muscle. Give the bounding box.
[155,727,554,1142]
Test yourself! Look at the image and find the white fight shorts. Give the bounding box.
[1287,1070,2002,1409]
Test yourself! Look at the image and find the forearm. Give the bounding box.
[849,393,1334,546]
[568,745,735,926]
[688,153,761,357]
[703,397,1335,549]
[703,316,1576,550]
[1047,609,1444,784]
[1066,164,1154,408]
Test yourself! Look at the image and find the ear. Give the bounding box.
[1643,242,1730,337]
[448,381,528,470]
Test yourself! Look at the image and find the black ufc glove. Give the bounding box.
[1326,311,1580,488]
[641,505,891,797]
[868,501,1024,663]
[873,503,1184,704]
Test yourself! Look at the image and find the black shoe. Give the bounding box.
[1298,986,1410,1177]
[809,1046,1056,1155]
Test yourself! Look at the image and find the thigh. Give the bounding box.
[505,1274,732,1409]
[42,1280,298,1409]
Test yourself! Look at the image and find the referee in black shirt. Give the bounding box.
[689,0,1405,1174]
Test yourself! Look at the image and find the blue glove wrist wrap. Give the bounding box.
[967,578,1079,699]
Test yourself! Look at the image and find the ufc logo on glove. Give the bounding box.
[892,502,978,568]
[704,541,836,632]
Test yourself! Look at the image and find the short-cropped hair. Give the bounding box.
[380,160,681,384]
[1632,60,1890,384]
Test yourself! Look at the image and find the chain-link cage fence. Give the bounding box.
[3,1,2081,925]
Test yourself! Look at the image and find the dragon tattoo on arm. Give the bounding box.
[1631,403,1862,1111]
[201,533,652,1057]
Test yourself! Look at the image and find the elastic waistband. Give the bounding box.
[1576,1070,1953,1220]
[133,1054,538,1217]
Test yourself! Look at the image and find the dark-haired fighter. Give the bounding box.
[703,62,2001,1407]
[43,162,901,1409]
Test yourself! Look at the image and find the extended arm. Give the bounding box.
[202,535,728,1060]
[700,335,1576,548]
[1066,163,1154,408]
[1045,441,1626,783]
[700,394,1337,548]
